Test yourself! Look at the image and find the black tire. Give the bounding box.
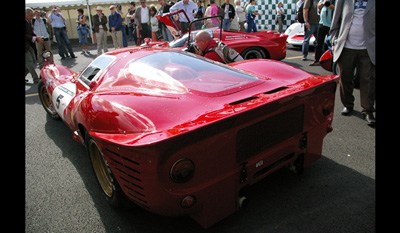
[241,47,267,60]
[85,131,132,208]
[38,80,60,120]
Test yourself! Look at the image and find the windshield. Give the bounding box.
[121,51,258,95]
[79,55,116,86]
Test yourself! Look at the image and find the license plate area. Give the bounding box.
[236,105,304,163]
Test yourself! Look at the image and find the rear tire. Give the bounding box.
[242,47,266,60]
[85,132,132,208]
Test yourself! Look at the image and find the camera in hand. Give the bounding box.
[324,1,331,7]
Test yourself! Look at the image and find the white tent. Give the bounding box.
[25,0,136,8]
[25,0,137,43]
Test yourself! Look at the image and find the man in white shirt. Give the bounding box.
[32,8,53,68]
[221,0,235,30]
[169,0,198,32]
[134,0,150,44]
[329,0,375,125]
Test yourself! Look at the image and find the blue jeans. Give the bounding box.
[77,25,88,45]
[246,14,257,33]
[54,27,75,58]
[160,23,173,42]
[222,18,231,30]
[121,25,128,47]
[302,23,318,58]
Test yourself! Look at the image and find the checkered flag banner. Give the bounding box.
[244,0,298,31]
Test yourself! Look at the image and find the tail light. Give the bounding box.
[322,99,334,116]
[181,195,197,208]
[170,158,195,183]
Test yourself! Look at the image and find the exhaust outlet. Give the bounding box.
[239,196,248,209]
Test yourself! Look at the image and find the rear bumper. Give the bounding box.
[94,79,337,228]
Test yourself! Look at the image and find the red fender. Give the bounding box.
[319,50,333,72]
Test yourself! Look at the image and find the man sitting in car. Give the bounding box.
[194,30,224,63]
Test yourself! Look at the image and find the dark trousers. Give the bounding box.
[139,23,150,44]
[180,21,190,33]
[53,27,75,58]
[314,24,330,62]
[337,48,375,114]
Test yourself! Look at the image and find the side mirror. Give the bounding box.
[89,80,98,89]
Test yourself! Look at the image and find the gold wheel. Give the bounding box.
[88,139,113,198]
[38,80,58,118]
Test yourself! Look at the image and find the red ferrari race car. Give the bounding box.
[148,10,287,60]
[38,46,339,228]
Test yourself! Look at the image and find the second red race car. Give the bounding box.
[148,9,287,61]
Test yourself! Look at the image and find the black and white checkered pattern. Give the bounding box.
[244,0,298,31]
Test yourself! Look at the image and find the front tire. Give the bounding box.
[85,132,131,208]
[38,80,60,119]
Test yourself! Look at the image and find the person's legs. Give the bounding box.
[239,21,245,32]
[96,32,102,55]
[337,48,358,111]
[35,42,45,69]
[110,31,118,49]
[121,25,128,47]
[81,30,89,52]
[357,49,375,115]
[25,47,39,82]
[252,20,257,32]
[313,24,325,63]
[161,24,173,42]
[277,17,283,33]
[77,28,85,53]
[43,40,54,64]
[53,28,66,58]
[223,18,231,30]
[116,30,123,48]
[60,28,76,57]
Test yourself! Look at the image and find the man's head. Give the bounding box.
[34,8,41,17]
[204,20,214,28]
[158,0,165,7]
[140,0,147,7]
[96,6,103,15]
[109,5,116,13]
[25,7,34,21]
[183,0,189,5]
[195,30,212,52]
[116,4,122,11]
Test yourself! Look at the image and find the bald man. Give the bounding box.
[194,30,224,63]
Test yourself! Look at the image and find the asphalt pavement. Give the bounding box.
[25,43,375,232]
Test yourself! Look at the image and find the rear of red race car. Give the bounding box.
[88,58,339,228]
[220,30,288,60]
